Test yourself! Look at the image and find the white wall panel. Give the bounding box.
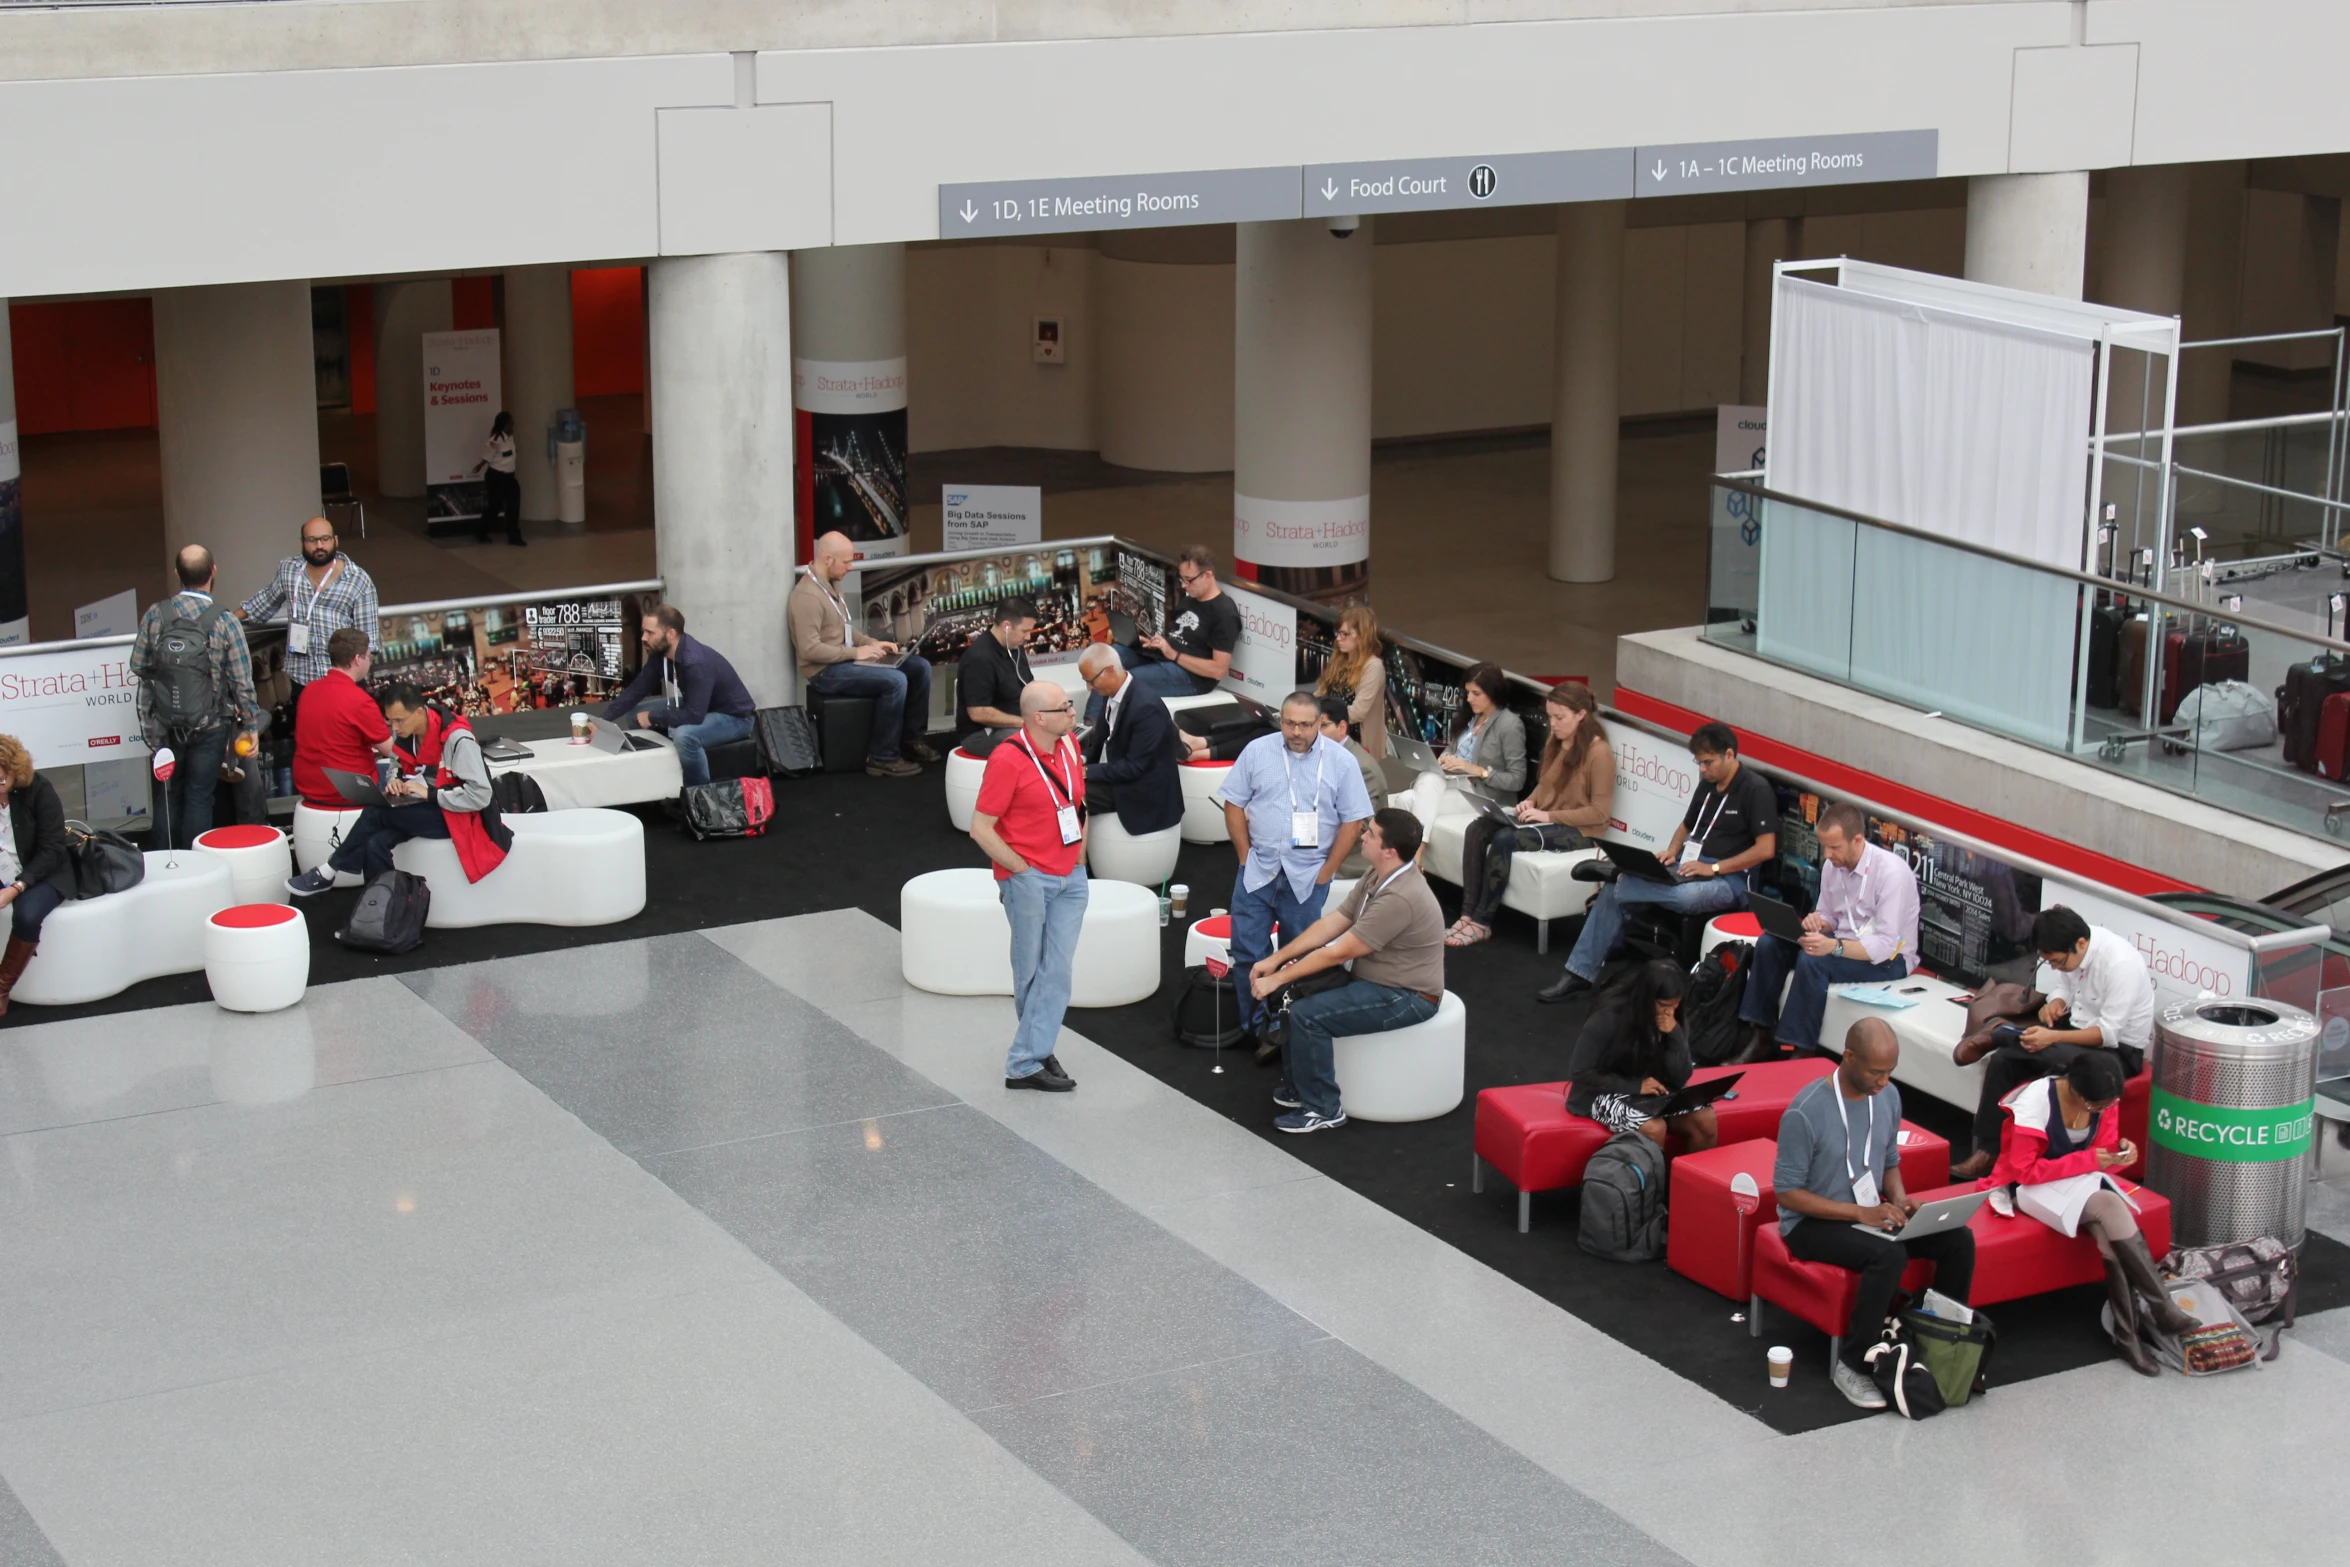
[2096,0,2350,166]
[658,103,833,256]
[2008,43,2139,174]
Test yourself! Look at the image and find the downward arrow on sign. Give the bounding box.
[1320,179,1338,201]
[1650,161,1669,182]
[960,201,978,223]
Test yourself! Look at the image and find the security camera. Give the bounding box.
[1328,214,1360,238]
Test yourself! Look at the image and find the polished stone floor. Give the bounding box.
[2,912,2344,1565]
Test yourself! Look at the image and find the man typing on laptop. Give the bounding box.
[1735,802,1919,1063]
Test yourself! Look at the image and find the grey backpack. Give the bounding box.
[1577,1131,1669,1262]
[145,598,226,737]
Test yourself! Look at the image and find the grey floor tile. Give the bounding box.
[0,1060,770,1420]
[2303,1161,2350,1246]
[2296,1304,2350,1367]
[0,1472,65,1567]
[643,1102,1326,1412]
[704,909,918,1010]
[974,1335,1685,1567]
[0,1279,1152,1567]
[0,977,491,1135]
[400,935,954,1157]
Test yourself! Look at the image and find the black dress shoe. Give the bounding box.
[1536,973,1594,1005]
[1041,1054,1075,1085]
[1571,859,1620,884]
[1008,1063,1075,1092]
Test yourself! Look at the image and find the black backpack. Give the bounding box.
[491,771,548,815]
[145,598,227,737]
[337,869,430,954]
[1577,1131,1669,1262]
[1683,941,1754,1066]
[1171,964,1247,1048]
[754,706,822,778]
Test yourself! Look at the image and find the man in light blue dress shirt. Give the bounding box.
[1219,691,1376,1050]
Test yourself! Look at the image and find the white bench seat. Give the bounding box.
[15,851,235,1007]
[392,808,645,929]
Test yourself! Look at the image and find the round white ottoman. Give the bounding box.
[1332,990,1466,1123]
[1183,913,1237,972]
[291,801,365,888]
[1700,910,1763,959]
[1087,813,1182,887]
[945,747,988,832]
[1179,759,1234,844]
[195,823,293,907]
[900,868,1161,1008]
[204,903,310,1013]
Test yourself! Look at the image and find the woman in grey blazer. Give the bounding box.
[1437,663,1526,803]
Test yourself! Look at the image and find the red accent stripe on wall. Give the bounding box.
[1611,685,2200,897]
[451,277,496,332]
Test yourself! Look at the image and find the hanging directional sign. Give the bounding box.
[1299,148,1632,217]
[1633,129,1938,197]
[939,166,1300,238]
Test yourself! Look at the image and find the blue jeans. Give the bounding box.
[620,699,754,788]
[1229,871,1330,1035]
[11,880,66,944]
[1282,979,1437,1120]
[156,725,230,850]
[1738,934,1908,1050]
[1087,645,1206,725]
[1562,869,1747,981]
[809,655,934,761]
[999,864,1089,1079]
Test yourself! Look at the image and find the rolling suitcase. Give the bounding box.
[2281,658,2350,772]
[2166,627,2250,724]
[2086,598,2126,709]
[2318,692,2350,782]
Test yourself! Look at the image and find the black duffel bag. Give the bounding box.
[64,819,145,899]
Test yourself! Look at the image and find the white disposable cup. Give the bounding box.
[1209,907,1227,919]
[570,712,592,745]
[1170,884,1190,918]
[1767,1347,1793,1388]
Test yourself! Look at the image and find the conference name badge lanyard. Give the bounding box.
[1680,787,1729,868]
[286,558,340,658]
[1835,1087,1882,1211]
[1022,736,1084,846]
[1285,745,1327,849]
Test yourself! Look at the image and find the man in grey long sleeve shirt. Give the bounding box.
[288,680,512,893]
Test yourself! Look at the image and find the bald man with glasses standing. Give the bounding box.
[970,681,1091,1093]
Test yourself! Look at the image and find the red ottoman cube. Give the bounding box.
[1670,1124,1952,1302]
[1699,1057,1835,1146]
[1960,1178,2171,1305]
[1472,1082,1608,1234]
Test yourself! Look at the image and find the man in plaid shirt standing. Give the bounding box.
[132,545,259,849]
[238,515,380,711]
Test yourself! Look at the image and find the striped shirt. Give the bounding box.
[241,553,380,686]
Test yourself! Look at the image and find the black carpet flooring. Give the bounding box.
[34,766,2350,1436]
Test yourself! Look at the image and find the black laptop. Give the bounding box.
[1653,1072,1743,1118]
[1596,840,1683,884]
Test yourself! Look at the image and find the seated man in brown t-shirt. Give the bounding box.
[1247,806,1447,1134]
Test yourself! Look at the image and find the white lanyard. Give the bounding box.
[295,558,338,626]
[1833,1087,1880,1207]
[1284,742,1328,849]
[1365,863,1411,905]
[1681,784,1730,866]
[815,574,853,635]
[1018,734,1082,845]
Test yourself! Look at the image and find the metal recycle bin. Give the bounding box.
[2147,996,2322,1249]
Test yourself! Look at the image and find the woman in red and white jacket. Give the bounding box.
[1980,1050,2193,1374]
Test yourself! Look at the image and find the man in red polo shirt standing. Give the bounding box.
[292,628,395,808]
[969,681,1090,1093]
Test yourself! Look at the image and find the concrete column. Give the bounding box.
[789,242,908,561]
[1098,226,1235,472]
[2180,161,2247,427]
[650,252,794,705]
[1739,214,1800,406]
[1233,217,1374,603]
[371,279,452,498]
[2096,165,2192,437]
[502,264,575,523]
[1965,172,2090,298]
[0,303,26,643]
[1550,200,1624,584]
[153,280,323,605]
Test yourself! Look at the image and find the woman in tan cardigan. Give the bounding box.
[1314,604,1388,760]
[1446,682,1615,947]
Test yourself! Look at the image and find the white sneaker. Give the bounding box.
[1831,1357,1888,1411]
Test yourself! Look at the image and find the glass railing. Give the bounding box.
[1705,476,2350,846]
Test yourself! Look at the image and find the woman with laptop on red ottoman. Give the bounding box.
[1567,959,1720,1153]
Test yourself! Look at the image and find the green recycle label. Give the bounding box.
[2150,1088,2315,1163]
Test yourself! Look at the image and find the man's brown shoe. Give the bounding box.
[867,757,923,778]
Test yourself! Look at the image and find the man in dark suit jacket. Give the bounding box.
[1077,643,1183,835]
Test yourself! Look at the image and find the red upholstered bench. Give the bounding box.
[1748,1178,2174,1369]
[1667,1126,1950,1302]
[1470,1057,1835,1234]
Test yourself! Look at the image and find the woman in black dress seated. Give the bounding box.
[0,733,74,1017]
[1567,959,1719,1151]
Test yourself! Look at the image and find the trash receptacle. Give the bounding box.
[2147,997,2321,1248]
[550,407,587,526]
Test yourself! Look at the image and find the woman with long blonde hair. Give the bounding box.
[1314,604,1388,759]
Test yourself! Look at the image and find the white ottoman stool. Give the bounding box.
[392,808,645,928]
[1700,910,1763,959]
[1087,814,1182,886]
[899,868,1160,1007]
[1179,759,1235,844]
[194,824,293,907]
[1332,990,1466,1123]
[203,903,310,1013]
[291,801,365,888]
[945,746,988,832]
[14,850,235,1007]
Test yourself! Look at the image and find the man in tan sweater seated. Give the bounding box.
[787,531,938,778]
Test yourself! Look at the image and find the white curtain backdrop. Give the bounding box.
[1760,278,2094,746]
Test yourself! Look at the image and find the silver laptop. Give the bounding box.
[587,716,670,755]
[1388,731,1440,772]
[1850,1188,1987,1240]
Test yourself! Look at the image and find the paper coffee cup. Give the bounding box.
[1170,884,1190,918]
[1767,1346,1793,1388]
[570,712,591,744]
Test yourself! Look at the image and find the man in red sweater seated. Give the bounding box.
[293,628,396,808]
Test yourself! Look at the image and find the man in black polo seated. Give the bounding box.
[1077,643,1182,838]
[956,597,1037,757]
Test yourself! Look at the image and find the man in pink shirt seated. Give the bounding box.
[1736,801,1919,1062]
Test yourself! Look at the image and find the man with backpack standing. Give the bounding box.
[132,546,258,850]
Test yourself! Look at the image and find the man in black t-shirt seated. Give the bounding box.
[1538,720,1778,1003]
[1094,545,1242,726]
[956,597,1037,756]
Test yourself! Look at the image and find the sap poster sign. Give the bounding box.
[422,329,502,527]
[1709,406,1766,622]
[1220,584,1298,706]
[1596,717,1698,852]
[0,642,145,767]
[942,485,1041,552]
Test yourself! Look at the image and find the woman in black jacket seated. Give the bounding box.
[1567,959,1719,1151]
[0,733,72,1016]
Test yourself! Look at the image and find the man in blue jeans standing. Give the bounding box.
[1250,809,1447,1134]
[789,530,938,778]
[969,682,1090,1092]
[131,544,259,850]
[1538,720,1777,1003]
[1220,691,1375,1059]
[601,604,757,788]
[1735,800,1918,1063]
